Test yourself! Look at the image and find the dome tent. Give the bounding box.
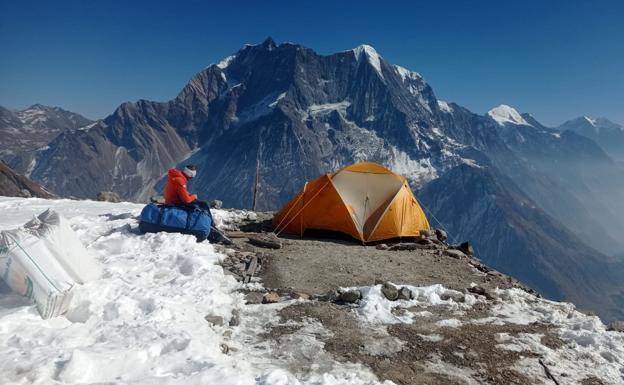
[273,162,430,242]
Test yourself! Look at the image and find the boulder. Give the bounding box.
[210,199,223,209]
[435,229,448,242]
[262,292,281,304]
[398,287,414,300]
[96,191,121,203]
[607,320,624,332]
[375,243,389,250]
[381,282,399,301]
[339,290,361,303]
[315,289,340,302]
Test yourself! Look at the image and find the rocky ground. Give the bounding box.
[213,210,621,385]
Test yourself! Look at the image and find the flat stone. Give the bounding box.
[245,291,265,304]
[204,315,224,326]
[262,292,281,304]
[381,282,399,301]
[339,290,361,303]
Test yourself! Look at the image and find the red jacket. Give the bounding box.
[164,169,198,205]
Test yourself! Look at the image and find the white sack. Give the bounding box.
[0,209,99,319]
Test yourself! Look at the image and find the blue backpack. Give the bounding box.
[139,203,212,242]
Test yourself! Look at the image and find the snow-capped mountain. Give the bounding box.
[0,104,92,159]
[487,104,532,126]
[559,116,624,165]
[7,38,624,320]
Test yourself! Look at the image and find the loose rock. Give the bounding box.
[204,315,225,326]
[440,291,465,303]
[375,243,389,250]
[210,199,223,209]
[20,189,32,198]
[289,291,311,300]
[458,241,474,256]
[381,282,399,301]
[445,249,466,259]
[398,287,413,300]
[229,309,240,326]
[435,228,448,242]
[262,292,281,304]
[245,291,265,304]
[96,191,121,203]
[339,290,361,303]
[467,285,496,300]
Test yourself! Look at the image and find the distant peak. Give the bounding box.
[487,104,531,127]
[351,44,383,77]
[584,116,597,126]
[261,36,277,50]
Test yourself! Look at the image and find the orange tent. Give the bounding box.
[273,162,430,242]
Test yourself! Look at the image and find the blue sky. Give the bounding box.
[1,0,622,126]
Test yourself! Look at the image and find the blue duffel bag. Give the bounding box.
[138,203,212,242]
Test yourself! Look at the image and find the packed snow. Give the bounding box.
[216,55,236,69]
[0,198,395,385]
[394,65,421,82]
[487,104,532,127]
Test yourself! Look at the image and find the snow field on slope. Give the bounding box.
[0,198,393,385]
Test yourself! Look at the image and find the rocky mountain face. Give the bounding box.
[0,104,92,160]
[559,116,624,166]
[419,164,624,320]
[0,160,55,198]
[8,38,624,319]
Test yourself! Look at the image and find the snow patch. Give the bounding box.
[394,65,421,82]
[584,116,597,126]
[352,44,383,78]
[487,104,531,127]
[216,55,236,69]
[307,101,351,117]
[437,100,452,113]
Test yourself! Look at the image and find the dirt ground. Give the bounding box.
[218,214,609,385]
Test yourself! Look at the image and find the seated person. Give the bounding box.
[164,164,199,205]
[163,164,231,244]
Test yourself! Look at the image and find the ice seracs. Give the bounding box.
[351,44,383,77]
[487,104,532,127]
